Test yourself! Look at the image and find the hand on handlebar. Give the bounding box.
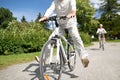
[67,14,74,19]
[67,12,75,19]
[38,16,47,22]
[39,15,75,22]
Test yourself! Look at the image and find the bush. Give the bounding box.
[0,20,91,55]
[79,32,91,44]
[0,20,51,55]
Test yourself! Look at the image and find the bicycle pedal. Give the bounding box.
[70,51,75,56]
[50,62,56,65]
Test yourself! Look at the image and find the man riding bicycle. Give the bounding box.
[36,0,89,68]
[96,24,107,48]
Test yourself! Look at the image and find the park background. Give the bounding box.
[0,0,120,69]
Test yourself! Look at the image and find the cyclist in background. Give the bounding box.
[37,0,89,68]
[96,24,107,48]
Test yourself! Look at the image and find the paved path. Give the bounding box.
[0,42,120,80]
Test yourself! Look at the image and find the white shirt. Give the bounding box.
[44,0,76,17]
[44,0,77,26]
[96,28,107,34]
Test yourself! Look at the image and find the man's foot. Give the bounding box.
[35,56,39,62]
[81,57,89,68]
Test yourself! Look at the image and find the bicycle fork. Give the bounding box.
[49,38,68,64]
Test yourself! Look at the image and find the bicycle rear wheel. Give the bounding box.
[39,40,63,80]
[67,41,76,71]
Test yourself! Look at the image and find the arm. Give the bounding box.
[67,10,76,18]
[96,28,100,34]
[103,28,107,34]
[39,1,55,22]
[67,0,76,18]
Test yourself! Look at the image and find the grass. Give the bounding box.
[84,43,93,47]
[0,52,39,70]
[107,39,120,42]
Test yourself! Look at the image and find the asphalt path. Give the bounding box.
[0,42,120,80]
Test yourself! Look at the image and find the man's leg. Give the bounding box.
[68,26,89,68]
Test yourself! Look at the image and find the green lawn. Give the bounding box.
[0,52,39,70]
[107,39,120,42]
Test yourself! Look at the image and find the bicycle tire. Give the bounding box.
[102,40,104,51]
[67,41,76,71]
[58,47,64,80]
[39,39,63,80]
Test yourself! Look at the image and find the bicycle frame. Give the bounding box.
[39,16,76,80]
[40,27,72,64]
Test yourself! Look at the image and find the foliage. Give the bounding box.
[99,0,120,39]
[100,0,120,13]
[0,7,15,28]
[76,0,99,35]
[79,32,91,44]
[21,16,27,22]
[0,20,51,55]
[35,12,42,22]
[0,19,92,55]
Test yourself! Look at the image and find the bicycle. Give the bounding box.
[38,16,76,80]
[99,32,105,51]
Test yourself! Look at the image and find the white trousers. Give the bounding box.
[59,26,88,59]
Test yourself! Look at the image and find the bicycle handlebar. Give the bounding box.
[42,15,74,27]
[45,16,67,21]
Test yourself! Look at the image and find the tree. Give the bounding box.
[35,12,42,22]
[21,16,27,22]
[0,7,15,28]
[99,0,120,39]
[76,0,98,35]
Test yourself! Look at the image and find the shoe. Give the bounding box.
[35,56,39,62]
[81,57,89,68]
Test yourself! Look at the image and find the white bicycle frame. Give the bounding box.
[40,27,71,64]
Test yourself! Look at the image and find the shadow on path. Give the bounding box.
[62,66,79,79]
[22,63,40,80]
[63,70,79,78]
[89,48,100,51]
[22,62,79,80]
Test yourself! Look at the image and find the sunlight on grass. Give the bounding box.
[0,52,39,70]
[107,39,120,42]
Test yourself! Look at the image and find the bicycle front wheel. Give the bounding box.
[101,40,104,51]
[39,40,63,80]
